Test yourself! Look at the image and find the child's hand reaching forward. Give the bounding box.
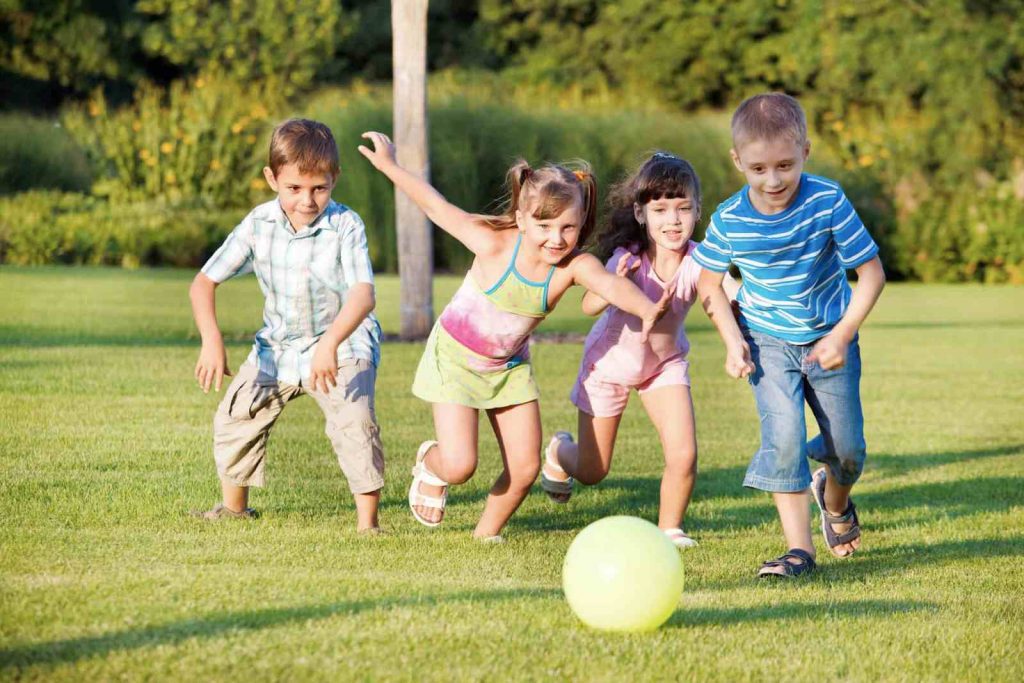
[357,132,397,171]
[639,278,677,343]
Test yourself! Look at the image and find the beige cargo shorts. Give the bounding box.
[213,360,385,493]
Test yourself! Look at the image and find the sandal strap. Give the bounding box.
[540,470,574,494]
[410,491,446,509]
[411,461,448,488]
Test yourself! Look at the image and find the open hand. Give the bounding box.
[639,278,677,343]
[195,341,231,393]
[308,341,339,394]
[615,254,641,278]
[807,329,851,370]
[357,131,397,171]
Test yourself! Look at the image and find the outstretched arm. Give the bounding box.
[807,256,885,370]
[580,252,640,316]
[697,268,754,378]
[572,253,672,342]
[358,131,500,256]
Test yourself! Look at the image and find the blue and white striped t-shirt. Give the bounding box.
[692,173,879,344]
[202,199,382,384]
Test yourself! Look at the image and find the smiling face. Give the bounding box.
[263,162,337,230]
[516,199,584,266]
[730,136,809,215]
[635,195,698,256]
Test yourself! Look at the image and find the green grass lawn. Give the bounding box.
[1,267,1022,682]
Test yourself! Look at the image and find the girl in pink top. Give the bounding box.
[542,152,737,548]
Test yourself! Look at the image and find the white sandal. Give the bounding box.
[409,440,447,527]
[663,527,699,549]
[540,431,574,504]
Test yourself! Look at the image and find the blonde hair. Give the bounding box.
[267,118,340,177]
[731,93,807,148]
[479,159,598,249]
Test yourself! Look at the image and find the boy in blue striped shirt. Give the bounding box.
[694,93,886,578]
[189,119,385,532]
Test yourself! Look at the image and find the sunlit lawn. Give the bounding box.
[1,267,1022,681]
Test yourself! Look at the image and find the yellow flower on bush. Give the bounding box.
[165,171,178,185]
[250,178,264,190]
[246,134,256,144]
[139,149,151,160]
[858,154,874,167]
[210,159,222,171]
[231,122,244,134]
[88,101,102,117]
[160,142,174,154]
[145,157,157,167]
[132,121,142,132]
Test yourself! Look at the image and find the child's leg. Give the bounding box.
[758,491,816,576]
[474,401,543,538]
[805,338,867,557]
[546,411,622,485]
[353,489,380,532]
[412,402,480,524]
[220,479,249,513]
[307,360,387,530]
[637,384,697,530]
[208,364,301,514]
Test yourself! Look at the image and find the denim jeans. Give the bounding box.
[742,328,867,493]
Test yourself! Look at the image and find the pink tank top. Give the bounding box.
[439,234,556,370]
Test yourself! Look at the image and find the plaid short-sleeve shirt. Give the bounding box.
[202,199,382,384]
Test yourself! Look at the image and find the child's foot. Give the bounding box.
[540,431,574,504]
[358,526,384,536]
[189,503,259,520]
[757,548,816,578]
[662,527,698,549]
[409,440,448,527]
[474,534,505,544]
[811,468,862,558]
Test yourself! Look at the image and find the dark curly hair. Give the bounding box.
[594,152,702,261]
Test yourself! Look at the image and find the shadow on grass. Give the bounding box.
[666,598,934,629]
[509,442,1023,535]
[0,587,560,671]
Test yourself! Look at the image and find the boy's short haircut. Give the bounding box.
[268,118,340,177]
[731,93,807,148]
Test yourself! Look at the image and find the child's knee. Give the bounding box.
[437,449,477,484]
[575,465,610,486]
[664,450,697,477]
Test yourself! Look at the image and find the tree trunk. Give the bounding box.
[392,0,433,340]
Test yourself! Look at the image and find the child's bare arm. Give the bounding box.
[697,268,754,379]
[580,253,640,316]
[808,256,885,369]
[309,283,376,393]
[359,131,501,257]
[189,273,231,393]
[571,253,671,342]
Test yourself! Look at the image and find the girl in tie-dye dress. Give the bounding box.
[359,131,673,540]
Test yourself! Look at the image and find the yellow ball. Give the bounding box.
[562,516,684,632]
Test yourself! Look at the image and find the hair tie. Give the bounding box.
[573,170,588,181]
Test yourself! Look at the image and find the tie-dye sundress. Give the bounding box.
[412,234,556,409]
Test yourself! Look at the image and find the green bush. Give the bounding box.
[0,114,92,195]
[61,69,283,206]
[309,89,736,272]
[0,191,240,268]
